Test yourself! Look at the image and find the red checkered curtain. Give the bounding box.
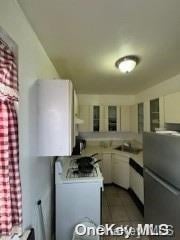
[0,39,22,238]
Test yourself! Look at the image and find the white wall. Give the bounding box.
[78,73,180,106]
[135,73,180,103]
[78,94,135,105]
[0,1,59,239]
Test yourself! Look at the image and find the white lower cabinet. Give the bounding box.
[101,153,112,184]
[130,166,144,203]
[111,154,129,189]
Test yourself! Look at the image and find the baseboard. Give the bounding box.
[104,182,129,192]
[128,188,144,216]
[113,183,129,191]
[104,183,113,186]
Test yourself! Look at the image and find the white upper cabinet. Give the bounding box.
[130,104,138,133]
[144,97,164,132]
[138,103,144,134]
[104,106,121,131]
[79,105,90,132]
[144,101,150,132]
[164,92,180,123]
[121,106,130,132]
[89,105,105,132]
[37,79,74,156]
[79,105,121,132]
[74,90,78,116]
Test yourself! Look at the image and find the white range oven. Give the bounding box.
[55,156,103,240]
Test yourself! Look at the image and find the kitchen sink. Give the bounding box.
[115,145,142,154]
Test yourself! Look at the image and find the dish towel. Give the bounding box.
[0,39,22,239]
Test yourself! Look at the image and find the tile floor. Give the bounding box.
[102,185,149,239]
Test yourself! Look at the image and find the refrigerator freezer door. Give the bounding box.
[144,132,180,189]
[144,169,180,240]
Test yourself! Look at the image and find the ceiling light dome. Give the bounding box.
[115,55,140,73]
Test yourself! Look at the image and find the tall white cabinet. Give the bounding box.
[37,79,74,156]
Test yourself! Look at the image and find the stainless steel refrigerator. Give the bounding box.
[144,132,180,240]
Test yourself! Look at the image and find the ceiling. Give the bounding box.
[18,0,180,94]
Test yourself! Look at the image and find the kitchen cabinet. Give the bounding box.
[129,163,144,204]
[89,105,105,132]
[37,79,74,156]
[144,97,164,132]
[101,153,112,184]
[79,105,91,132]
[121,106,130,131]
[150,98,160,131]
[79,104,121,132]
[130,104,138,133]
[104,106,121,131]
[74,90,79,116]
[138,103,144,133]
[74,90,83,136]
[144,101,150,132]
[111,153,129,189]
[164,91,180,123]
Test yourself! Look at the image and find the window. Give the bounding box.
[93,106,100,131]
[108,106,117,131]
[138,103,144,133]
[150,98,160,132]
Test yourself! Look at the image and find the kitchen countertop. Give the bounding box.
[82,146,143,167]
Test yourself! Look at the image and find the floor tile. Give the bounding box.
[110,205,129,222]
[102,203,112,223]
[102,185,144,234]
[124,204,143,222]
[106,195,124,207]
[104,186,120,196]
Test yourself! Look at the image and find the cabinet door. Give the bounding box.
[164,92,180,123]
[144,101,150,132]
[138,103,144,133]
[90,105,105,132]
[121,106,130,131]
[79,105,90,132]
[130,167,144,203]
[130,104,138,133]
[150,98,160,132]
[159,96,165,128]
[74,90,78,139]
[37,79,73,156]
[102,153,112,184]
[74,90,78,116]
[99,106,105,131]
[104,106,121,131]
[111,154,129,189]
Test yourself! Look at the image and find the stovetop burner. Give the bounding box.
[66,167,98,179]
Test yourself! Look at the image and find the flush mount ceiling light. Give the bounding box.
[115,55,140,74]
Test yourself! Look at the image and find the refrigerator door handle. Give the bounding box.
[145,168,180,196]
